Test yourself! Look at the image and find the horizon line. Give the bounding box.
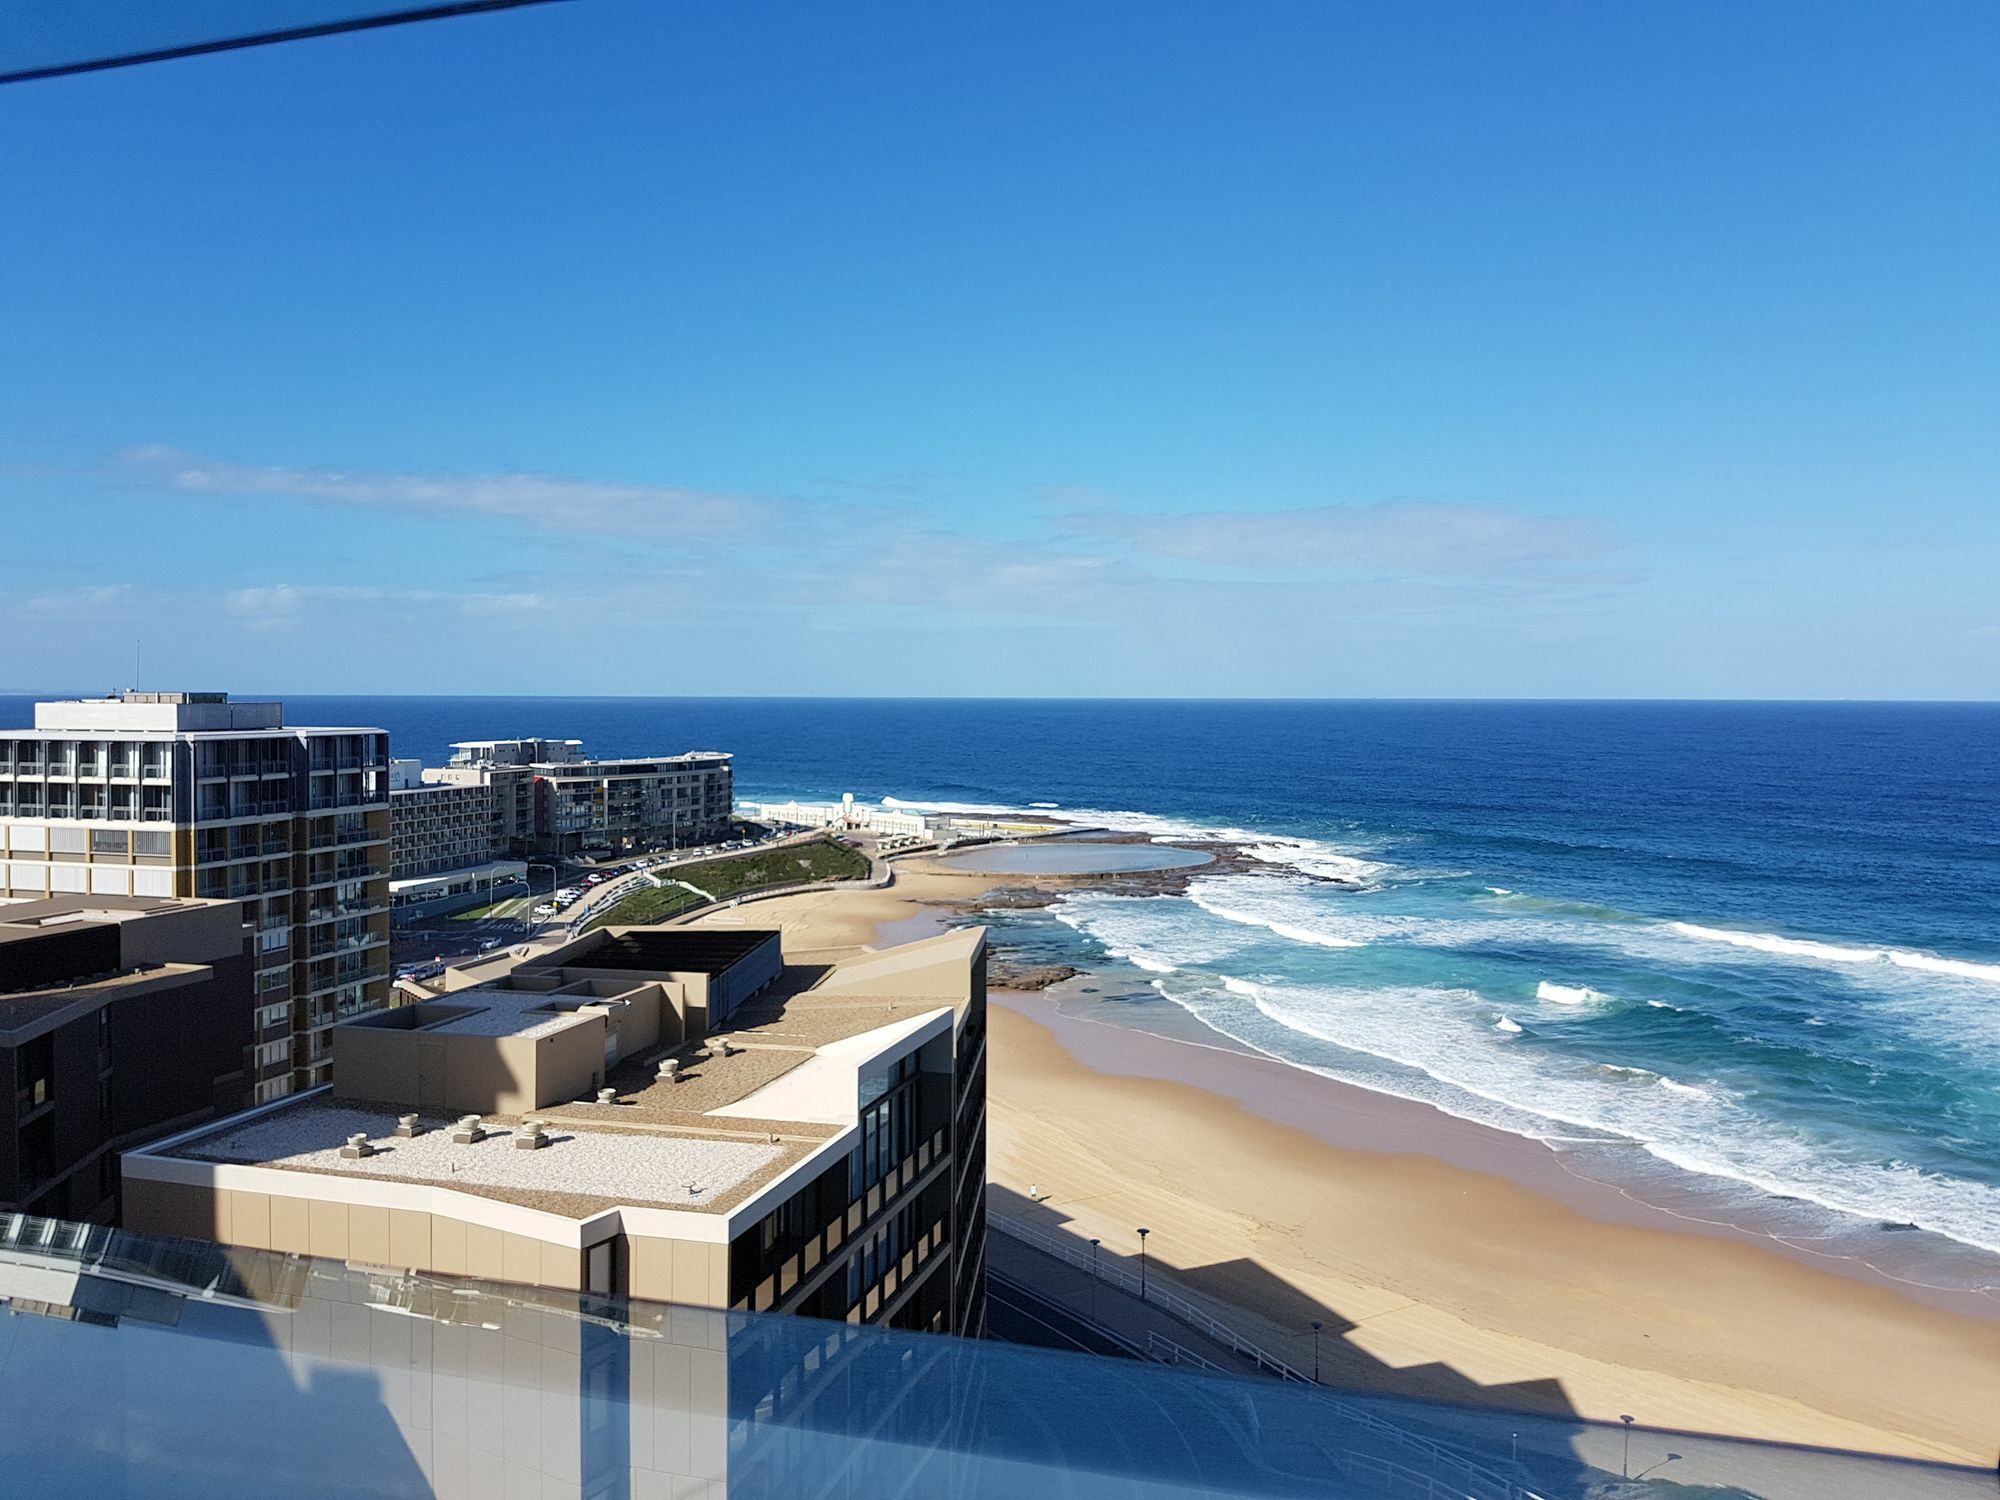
[3,689,1997,707]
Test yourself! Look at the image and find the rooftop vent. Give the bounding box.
[450,1116,487,1145]
[395,1114,423,1138]
[339,1133,375,1160]
[656,1058,682,1084]
[516,1120,549,1150]
[595,1087,618,1105]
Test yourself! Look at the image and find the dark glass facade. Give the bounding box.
[730,1029,967,1334]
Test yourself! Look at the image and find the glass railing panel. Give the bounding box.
[0,1215,1988,1499]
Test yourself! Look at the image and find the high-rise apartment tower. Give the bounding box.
[0,693,391,1102]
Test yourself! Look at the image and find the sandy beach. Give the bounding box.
[695,860,2000,1466]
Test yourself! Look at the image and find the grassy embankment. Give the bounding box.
[585,838,870,929]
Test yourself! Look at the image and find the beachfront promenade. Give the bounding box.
[986,1211,1992,1500]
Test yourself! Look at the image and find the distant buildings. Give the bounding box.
[124,924,989,1336]
[389,738,736,920]
[746,793,939,840]
[1,893,255,1222]
[0,692,392,1102]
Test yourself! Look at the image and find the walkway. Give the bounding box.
[988,1229,1268,1378]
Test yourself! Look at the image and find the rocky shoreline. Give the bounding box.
[904,825,1364,979]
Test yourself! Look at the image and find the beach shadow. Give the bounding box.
[991,1183,1601,1495]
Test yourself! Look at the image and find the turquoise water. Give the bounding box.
[18,695,1993,1290]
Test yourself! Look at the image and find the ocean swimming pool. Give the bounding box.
[935,842,1214,876]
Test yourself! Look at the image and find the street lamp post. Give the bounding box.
[1633,1455,1682,1483]
[1089,1238,1100,1323]
[1136,1227,1151,1301]
[1620,1415,1635,1479]
[526,863,558,935]
[1310,1319,1323,1383]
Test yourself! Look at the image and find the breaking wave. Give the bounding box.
[1671,922,2000,988]
[1536,981,1614,1007]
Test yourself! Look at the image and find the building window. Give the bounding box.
[16,1034,54,1111]
[254,1077,292,1105]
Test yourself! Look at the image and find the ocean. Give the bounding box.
[10,694,1999,1293]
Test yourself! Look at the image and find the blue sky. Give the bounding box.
[1,0,1995,698]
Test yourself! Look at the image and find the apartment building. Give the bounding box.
[1,893,255,1223]
[390,779,505,878]
[428,738,734,860]
[123,923,988,1337]
[0,693,391,1102]
[533,753,734,857]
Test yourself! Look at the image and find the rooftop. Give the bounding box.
[181,1104,786,1213]
[564,928,780,976]
[0,893,198,928]
[0,961,214,1032]
[145,926,986,1219]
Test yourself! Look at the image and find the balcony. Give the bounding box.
[307,932,380,959]
[307,858,382,888]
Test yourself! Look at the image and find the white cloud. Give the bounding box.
[1058,499,1619,577]
[124,446,784,542]
[23,584,138,615]
[226,585,546,620]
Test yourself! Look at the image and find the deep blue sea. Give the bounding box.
[12,695,1999,1288]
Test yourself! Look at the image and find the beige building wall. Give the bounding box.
[124,1177,731,1308]
[333,1010,613,1115]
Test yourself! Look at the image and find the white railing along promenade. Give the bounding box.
[996,1216,1313,1381]
[993,1217,1551,1500]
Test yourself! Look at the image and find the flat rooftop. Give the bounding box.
[0,894,198,926]
[1,960,213,1032]
[181,1104,788,1214]
[148,927,985,1219]
[564,929,778,976]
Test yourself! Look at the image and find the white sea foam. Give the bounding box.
[1671,922,2000,988]
[1536,981,1612,1006]
[1187,889,1370,948]
[1050,894,1247,972]
[1657,1077,1713,1100]
[877,793,1403,887]
[1484,887,1513,896]
[1048,874,2000,1257]
[1493,1015,1523,1034]
[1164,974,2000,1258]
[1244,840,1393,885]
